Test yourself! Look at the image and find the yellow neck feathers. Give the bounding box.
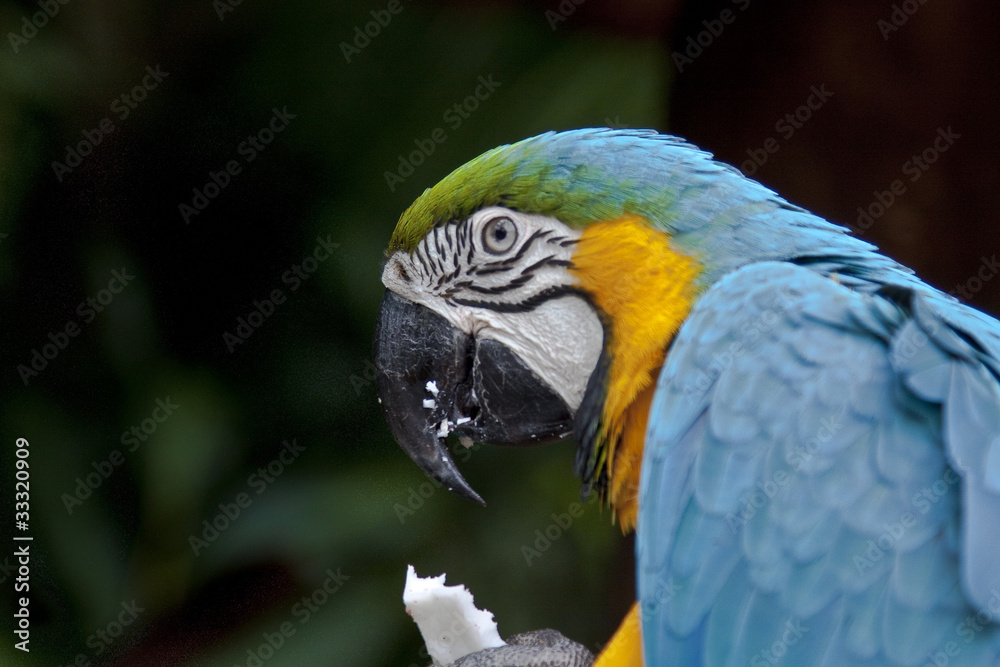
[569,215,701,531]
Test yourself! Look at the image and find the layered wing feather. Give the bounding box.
[638,261,1000,667]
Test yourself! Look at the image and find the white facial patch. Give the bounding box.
[473,293,602,410]
[382,207,603,411]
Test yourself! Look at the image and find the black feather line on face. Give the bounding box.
[414,244,431,276]
[500,229,553,266]
[432,225,444,259]
[462,274,533,295]
[451,285,584,313]
[476,265,517,277]
[520,255,573,276]
[476,229,550,270]
[574,327,611,501]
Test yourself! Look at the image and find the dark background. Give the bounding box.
[1,1,997,665]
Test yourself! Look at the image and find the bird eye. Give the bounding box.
[482,216,518,255]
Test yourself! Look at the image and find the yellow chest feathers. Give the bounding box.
[569,215,701,531]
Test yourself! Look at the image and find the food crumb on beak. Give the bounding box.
[422,398,437,409]
[425,380,440,396]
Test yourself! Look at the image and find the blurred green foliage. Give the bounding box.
[0,1,667,665]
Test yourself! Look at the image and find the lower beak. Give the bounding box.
[373,290,573,504]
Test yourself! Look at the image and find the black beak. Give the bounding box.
[374,290,574,505]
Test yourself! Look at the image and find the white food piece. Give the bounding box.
[423,398,437,410]
[404,565,505,666]
[426,380,440,396]
[455,417,471,425]
[458,435,474,449]
[437,420,453,438]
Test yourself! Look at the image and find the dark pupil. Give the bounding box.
[493,224,508,242]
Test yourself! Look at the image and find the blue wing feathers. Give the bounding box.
[638,260,1000,665]
[944,363,1000,472]
[880,594,956,665]
[840,584,887,660]
[890,541,963,611]
[875,407,940,486]
[784,506,841,563]
[693,430,761,513]
[893,320,955,402]
[781,552,842,617]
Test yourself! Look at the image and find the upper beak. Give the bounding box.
[374,290,574,505]
[374,289,484,504]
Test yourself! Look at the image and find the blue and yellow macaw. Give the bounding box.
[374,129,1000,666]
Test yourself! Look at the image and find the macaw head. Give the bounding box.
[374,128,855,517]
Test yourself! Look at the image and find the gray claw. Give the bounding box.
[444,629,594,667]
